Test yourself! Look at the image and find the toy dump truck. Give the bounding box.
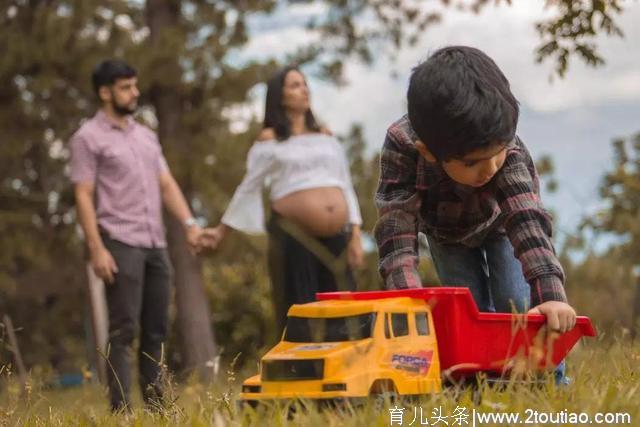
[239,287,595,403]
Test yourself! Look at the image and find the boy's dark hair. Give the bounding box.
[264,65,320,141]
[407,46,519,161]
[91,59,137,96]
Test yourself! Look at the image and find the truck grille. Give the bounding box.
[261,359,324,381]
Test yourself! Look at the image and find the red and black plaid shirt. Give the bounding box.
[374,116,566,307]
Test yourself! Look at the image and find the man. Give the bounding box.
[70,59,203,411]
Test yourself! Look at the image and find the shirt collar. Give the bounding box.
[95,109,135,132]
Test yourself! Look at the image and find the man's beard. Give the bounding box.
[112,98,137,116]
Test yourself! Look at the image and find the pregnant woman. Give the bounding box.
[204,65,364,334]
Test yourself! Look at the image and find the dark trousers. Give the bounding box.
[102,235,172,411]
[267,212,355,337]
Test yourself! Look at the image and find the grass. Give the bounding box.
[1,338,639,426]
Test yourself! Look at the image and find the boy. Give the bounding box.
[374,46,576,334]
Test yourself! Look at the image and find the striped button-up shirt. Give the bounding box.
[374,116,566,306]
[69,110,169,248]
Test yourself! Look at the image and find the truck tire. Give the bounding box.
[369,379,398,408]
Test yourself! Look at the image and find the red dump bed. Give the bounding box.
[317,287,596,377]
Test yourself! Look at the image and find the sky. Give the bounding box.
[237,1,640,250]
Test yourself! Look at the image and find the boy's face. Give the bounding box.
[416,141,508,187]
[442,144,507,187]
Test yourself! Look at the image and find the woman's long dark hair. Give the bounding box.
[263,65,321,141]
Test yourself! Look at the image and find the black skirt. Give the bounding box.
[266,210,356,335]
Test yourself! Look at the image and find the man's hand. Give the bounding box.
[528,301,576,334]
[185,225,204,255]
[90,246,118,284]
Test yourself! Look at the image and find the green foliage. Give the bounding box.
[202,243,275,367]
[535,0,624,78]
[0,1,141,297]
[298,0,625,80]
[561,249,635,333]
[557,133,640,334]
[0,293,86,371]
[587,133,640,253]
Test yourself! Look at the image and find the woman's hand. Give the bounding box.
[200,224,228,250]
[347,226,365,270]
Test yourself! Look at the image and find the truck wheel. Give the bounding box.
[369,379,398,408]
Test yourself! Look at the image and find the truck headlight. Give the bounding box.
[322,383,347,392]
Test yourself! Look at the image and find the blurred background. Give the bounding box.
[1,0,639,389]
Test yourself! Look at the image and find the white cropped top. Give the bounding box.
[221,133,363,234]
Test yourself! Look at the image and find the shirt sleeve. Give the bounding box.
[494,149,567,307]
[221,142,274,234]
[374,131,422,289]
[69,132,97,184]
[337,144,363,225]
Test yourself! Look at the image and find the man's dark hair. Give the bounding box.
[407,46,519,161]
[91,59,137,96]
[263,65,320,141]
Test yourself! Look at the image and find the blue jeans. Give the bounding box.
[426,234,529,313]
[427,233,567,383]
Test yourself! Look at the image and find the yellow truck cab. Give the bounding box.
[240,297,442,402]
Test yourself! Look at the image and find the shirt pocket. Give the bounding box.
[137,139,164,173]
[99,146,132,177]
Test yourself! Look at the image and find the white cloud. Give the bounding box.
[242,1,640,142]
[241,26,320,62]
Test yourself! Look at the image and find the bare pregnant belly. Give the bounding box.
[272,187,349,237]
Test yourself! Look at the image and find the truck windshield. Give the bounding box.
[284,313,376,343]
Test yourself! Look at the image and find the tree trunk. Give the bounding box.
[166,216,216,381]
[146,0,216,382]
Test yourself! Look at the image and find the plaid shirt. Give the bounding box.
[374,116,566,306]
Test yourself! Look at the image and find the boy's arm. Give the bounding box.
[494,149,567,307]
[495,150,576,333]
[374,131,422,289]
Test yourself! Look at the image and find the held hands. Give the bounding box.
[185,224,206,255]
[184,219,227,254]
[198,224,227,251]
[527,301,577,334]
[90,246,118,284]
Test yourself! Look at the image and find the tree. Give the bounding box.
[0,0,144,369]
[289,0,626,80]
[581,134,640,337]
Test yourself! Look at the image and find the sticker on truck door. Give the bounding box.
[391,351,433,374]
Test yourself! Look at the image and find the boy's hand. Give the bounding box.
[528,301,576,333]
